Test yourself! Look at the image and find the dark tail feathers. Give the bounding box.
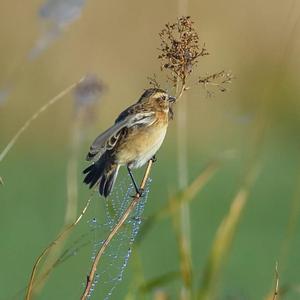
[83,154,119,197]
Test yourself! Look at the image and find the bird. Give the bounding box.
[83,88,176,197]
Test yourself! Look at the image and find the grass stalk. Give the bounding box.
[177,96,192,298]
[80,159,153,300]
[273,262,280,300]
[197,162,259,300]
[0,77,85,163]
[31,116,82,296]
[25,194,93,300]
[139,160,220,238]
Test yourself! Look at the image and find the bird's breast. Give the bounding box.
[116,112,168,168]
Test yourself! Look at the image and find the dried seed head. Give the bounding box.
[147,75,161,89]
[199,70,234,96]
[158,16,209,86]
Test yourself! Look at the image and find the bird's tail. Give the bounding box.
[83,153,119,197]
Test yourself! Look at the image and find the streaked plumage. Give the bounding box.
[83,88,175,197]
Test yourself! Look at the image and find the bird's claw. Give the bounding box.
[151,155,157,163]
[131,188,144,198]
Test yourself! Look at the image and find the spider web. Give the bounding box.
[85,176,151,299]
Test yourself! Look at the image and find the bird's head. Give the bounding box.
[138,88,176,107]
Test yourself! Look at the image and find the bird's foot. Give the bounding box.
[151,155,157,163]
[131,187,144,198]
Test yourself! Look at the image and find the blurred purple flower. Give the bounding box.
[39,0,86,28]
[29,28,60,59]
[74,74,105,111]
[29,0,87,59]
[0,89,10,106]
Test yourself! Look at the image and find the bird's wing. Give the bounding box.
[86,105,155,161]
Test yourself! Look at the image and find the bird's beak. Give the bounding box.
[168,95,176,103]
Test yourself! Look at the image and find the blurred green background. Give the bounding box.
[0,0,300,299]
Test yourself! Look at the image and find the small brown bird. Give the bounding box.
[83,88,175,197]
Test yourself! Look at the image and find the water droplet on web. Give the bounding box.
[80,176,151,298]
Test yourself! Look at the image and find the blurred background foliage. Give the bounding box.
[0,0,300,299]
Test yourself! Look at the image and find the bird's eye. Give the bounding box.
[161,95,166,100]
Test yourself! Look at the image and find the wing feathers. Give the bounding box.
[86,111,155,161]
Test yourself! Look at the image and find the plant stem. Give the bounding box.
[81,160,153,300]
[0,77,85,163]
[25,195,93,300]
[176,3,191,299]
[175,80,192,300]
[32,115,82,296]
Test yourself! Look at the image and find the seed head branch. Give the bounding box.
[157,16,233,99]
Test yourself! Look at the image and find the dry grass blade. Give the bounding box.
[273,262,280,300]
[279,171,300,265]
[138,161,220,242]
[25,195,93,300]
[264,172,300,299]
[197,157,259,300]
[153,290,170,300]
[139,271,180,294]
[197,187,249,300]
[32,119,82,296]
[168,161,220,218]
[81,160,153,300]
[170,193,192,294]
[264,262,280,300]
[0,76,85,163]
[169,161,220,296]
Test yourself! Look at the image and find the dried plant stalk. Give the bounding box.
[199,71,233,96]
[273,262,280,300]
[197,188,248,300]
[264,262,280,300]
[159,16,208,87]
[198,163,258,300]
[33,119,82,296]
[0,77,85,164]
[81,160,153,300]
[25,195,93,300]
[159,16,202,299]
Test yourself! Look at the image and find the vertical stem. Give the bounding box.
[177,91,192,300]
[31,115,81,297]
[177,4,190,300]
[81,160,153,300]
[177,95,189,189]
[0,77,84,163]
[65,116,81,224]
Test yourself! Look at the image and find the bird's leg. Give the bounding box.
[127,165,144,196]
[151,155,157,163]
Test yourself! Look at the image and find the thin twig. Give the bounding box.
[25,195,93,300]
[273,262,279,300]
[0,76,85,163]
[33,118,82,296]
[81,160,153,300]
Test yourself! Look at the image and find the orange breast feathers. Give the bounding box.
[116,111,168,165]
